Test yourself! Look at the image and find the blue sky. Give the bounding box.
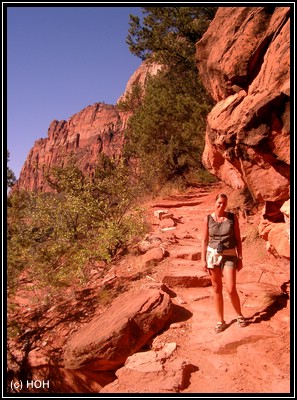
[6,5,143,180]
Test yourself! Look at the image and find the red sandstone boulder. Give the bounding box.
[63,288,174,371]
[267,223,290,258]
[101,344,196,393]
[142,247,165,266]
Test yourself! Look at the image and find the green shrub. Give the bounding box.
[7,157,148,294]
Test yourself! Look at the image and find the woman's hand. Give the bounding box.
[237,258,243,271]
[201,260,208,273]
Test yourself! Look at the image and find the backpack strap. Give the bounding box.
[228,211,234,221]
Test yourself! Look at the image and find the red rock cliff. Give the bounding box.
[15,61,161,192]
[195,6,290,258]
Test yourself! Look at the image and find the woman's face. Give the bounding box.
[215,196,227,214]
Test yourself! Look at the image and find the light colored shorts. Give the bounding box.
[206,251,238,270]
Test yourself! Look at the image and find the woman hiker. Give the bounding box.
[201,193,247,333]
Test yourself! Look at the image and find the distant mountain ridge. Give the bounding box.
[14,60,162,192]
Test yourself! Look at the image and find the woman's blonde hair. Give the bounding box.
[215,193,228,201]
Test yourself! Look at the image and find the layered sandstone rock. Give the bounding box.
[117,60,162,105]
[16,104,124,192]
[195,6,290,258]
[64,289,174,371]
[15,61,162,192]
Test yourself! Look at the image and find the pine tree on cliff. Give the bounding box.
[126,7,218,69]
[123,7,218,187]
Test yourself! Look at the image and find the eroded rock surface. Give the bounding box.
[195,6,290,257]
[14,61,161,192]
[63,288,174,371]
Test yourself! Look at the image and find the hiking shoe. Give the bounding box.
[214,321,226,333]
[237,315,247,327]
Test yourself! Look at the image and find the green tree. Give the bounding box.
[7,150,16,188]
[117,83,144,112]
[127,7,217,68]
[124,7,217,189]
[7,156,148,293]
[124,68,213,188]
[7,190,36,289]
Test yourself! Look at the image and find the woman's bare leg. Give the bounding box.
[209,267,224,322]
[223,267,243,316]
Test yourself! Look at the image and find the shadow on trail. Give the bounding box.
[170,303,193,324]
[225,282,290,329]
[249,290,289,324]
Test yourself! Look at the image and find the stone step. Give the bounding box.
[153,200,204,208]
[168,245,201,261]
[168,258,197,268]
[161,261,211,288]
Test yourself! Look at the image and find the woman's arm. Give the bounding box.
[201,215,209,272]
[233,213,243,270]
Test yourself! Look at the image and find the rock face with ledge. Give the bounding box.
[195,6,290,258]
